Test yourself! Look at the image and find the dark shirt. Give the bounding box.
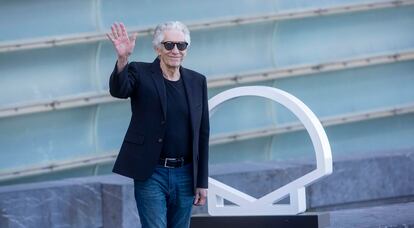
[160,76,192,160]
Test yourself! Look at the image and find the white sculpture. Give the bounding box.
[207,86,333,216]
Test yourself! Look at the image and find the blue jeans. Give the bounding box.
[134,163,195,228]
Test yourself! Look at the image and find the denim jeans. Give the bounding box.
[134,163,195,228]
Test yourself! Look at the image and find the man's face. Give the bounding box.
[156,29,187,68]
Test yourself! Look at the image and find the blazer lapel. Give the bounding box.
[181,67,196,138]
[150,58,167,120]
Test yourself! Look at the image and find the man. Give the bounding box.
[106,21,209,228]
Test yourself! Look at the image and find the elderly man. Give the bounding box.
[106,21,209,228]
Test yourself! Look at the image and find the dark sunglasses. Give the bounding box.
[161,41,188,51]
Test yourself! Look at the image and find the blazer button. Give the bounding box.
[158,138,163,143]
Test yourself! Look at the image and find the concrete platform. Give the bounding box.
[328,201,414,228]
[0,150,413,227]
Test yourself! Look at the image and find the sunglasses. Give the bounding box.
[161,41,189,51]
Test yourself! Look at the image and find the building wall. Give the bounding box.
[0,0,413,184]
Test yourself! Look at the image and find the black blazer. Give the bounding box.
[109,58,210,190]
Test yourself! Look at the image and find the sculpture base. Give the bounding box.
[190,213,330,228]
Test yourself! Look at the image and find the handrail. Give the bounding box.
[0,0,412,53]
[1,50,413,118]
[1,102,413,182]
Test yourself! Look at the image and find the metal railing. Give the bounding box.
[209,103,414,145]
[1,102,413,182]
[1,50,413,118]
[1,0,412,53]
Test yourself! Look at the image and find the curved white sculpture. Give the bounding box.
[207,86,333,216]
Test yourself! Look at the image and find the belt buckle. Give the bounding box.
[164,158,175,168]
[163,157,184,168]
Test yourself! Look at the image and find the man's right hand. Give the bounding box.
[106,22,138,72]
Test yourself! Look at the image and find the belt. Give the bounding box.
[158,157,189,168]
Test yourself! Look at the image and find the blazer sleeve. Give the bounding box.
[196,76,210,188]
[109,61,140,99]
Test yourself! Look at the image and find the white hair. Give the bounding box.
[152,21,191,49]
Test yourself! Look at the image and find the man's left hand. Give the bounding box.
[193,188,207,206]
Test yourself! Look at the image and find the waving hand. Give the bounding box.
[107,22,137,71]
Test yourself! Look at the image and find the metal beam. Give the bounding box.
[1,102,413,182]
[0,92,120,118]
[209,103,414,145]
[208,51,414,88]
[1,50,413,118]
[0,0,412,53]
[0,153,117,182]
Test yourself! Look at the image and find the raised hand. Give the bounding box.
[107,22,138,59]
